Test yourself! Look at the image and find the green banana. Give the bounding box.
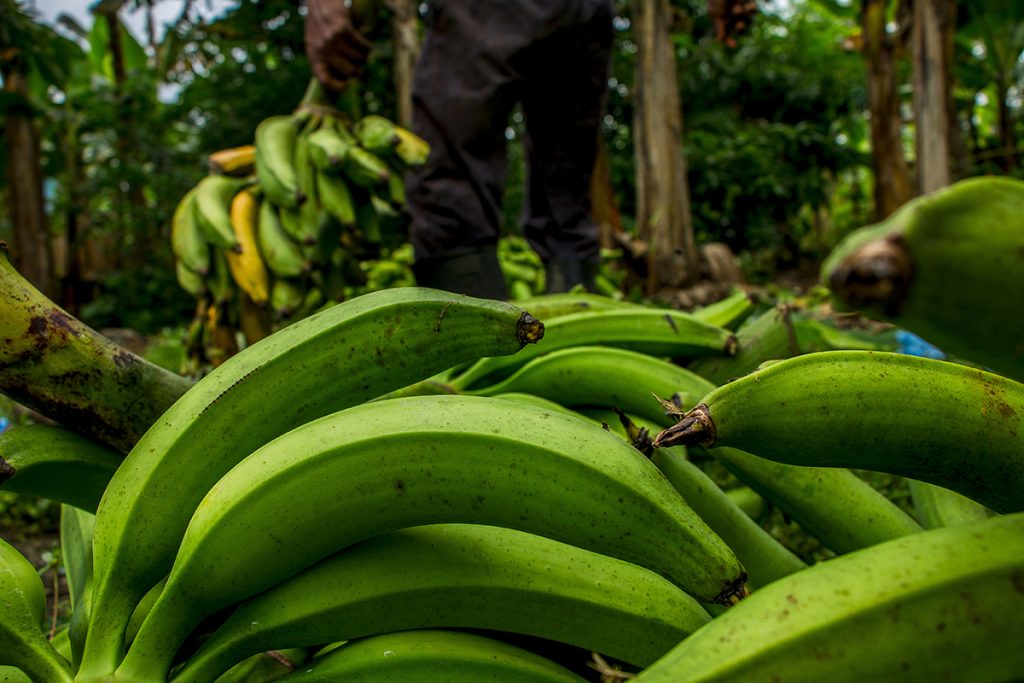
[294,115,322,209]
[0,668,30,683]
[341,146,391,188]
[0,538,74,683]
[654,350,1024,513]
[472,346,716,425]
[0,425,121,512]
[166,523,712,683]
[255,115,302,209]
[76,290,545,682]
[394,126,430,166]
[908,479,991,529]
[256,201,307,278]
[214,649,310,683]
[576,408,805,588]
[270,277,308,319]
[170,188,210,275]
[723,485,766,520]
[636,512,1024,683]
[823,176,1024,381]
[316,168,356,227]
[206,248,234,304]
[688,305,799,384]
[353,114,400,154]
[273,630,583,683]
[505,292,639,320]
[174,261,206,298]
[452,309,737,391]
[61,505,95,667]
[117,396,743,681]
[307,125,355,172]
[193,175,247,251]
[690,289,756,330]
[699,447,922,556]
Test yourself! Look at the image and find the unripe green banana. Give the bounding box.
[307,125,354,172]
[255,115,302,209]
[60,505,95,668]
[353,114,400,154]
[654,351,1024,513]
[77,290,544,682]
[0,538,74,683]
[316,168,356,227]
[690,289,756,330]
[117,396,743,681]
[688,305,798,384]
[256,201,307,278]
[497,291,638,321]
[636,512,1024,683]
[908,479,991,529]
[174,260,206,298]
[193,175,247,251]
[170,188,210,275]
[823,176,1024,381]
[214,649,310,683]
[167,523,712,683]
[294,114,322,209]
[342,146,391,188]
[0,425,121,512]
[270,278,308,319]
[704,446,922,554]
[0,668,30,683]
[723,485,766,520]
[576,408,805,588]
[273,630,583,683]
[206,248,234,304]
[472,346,716,425]
[452,309,737,391]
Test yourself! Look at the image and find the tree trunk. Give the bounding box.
[911,0,953,193]
[386,0,420,128]
[861,0,912,220]
[2,68,56,299]
[632,0,699,290]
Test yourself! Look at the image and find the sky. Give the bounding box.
[28,0,236,44]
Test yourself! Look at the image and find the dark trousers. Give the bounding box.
[407,0,614,267]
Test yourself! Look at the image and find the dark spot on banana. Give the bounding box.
[394,479,406,493]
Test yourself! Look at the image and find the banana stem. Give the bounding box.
[0,243,193,452]
[299,77,331,108]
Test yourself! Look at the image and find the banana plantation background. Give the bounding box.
[2,0,1021,329]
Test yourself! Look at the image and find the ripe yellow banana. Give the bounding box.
[394,126,430,166]
[225,188,270,305]
[164,523,713,682]
[207,145,256,177]
[77,290,544,681]
[635,512,1024,682]
[655,351,1024,513]
[115,396,743,681]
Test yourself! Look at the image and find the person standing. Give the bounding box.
[306,0,615,298]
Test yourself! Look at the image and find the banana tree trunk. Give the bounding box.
[0,245,192,452]
[2,67,56,299]
[632,0,699,290]
[861,0,912,219]
[911,0,953,193]
[387,0,420,128]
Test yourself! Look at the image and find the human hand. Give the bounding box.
[305,0,373,91]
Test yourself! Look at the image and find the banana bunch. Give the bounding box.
[499,235,546,299]
[170,83,430,369]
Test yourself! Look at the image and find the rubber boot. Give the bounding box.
[412,246,509,300]
[544,258,598,294]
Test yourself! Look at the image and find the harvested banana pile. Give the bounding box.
[1,177,1023,683]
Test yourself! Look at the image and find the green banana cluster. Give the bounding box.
[170,80,430,369]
